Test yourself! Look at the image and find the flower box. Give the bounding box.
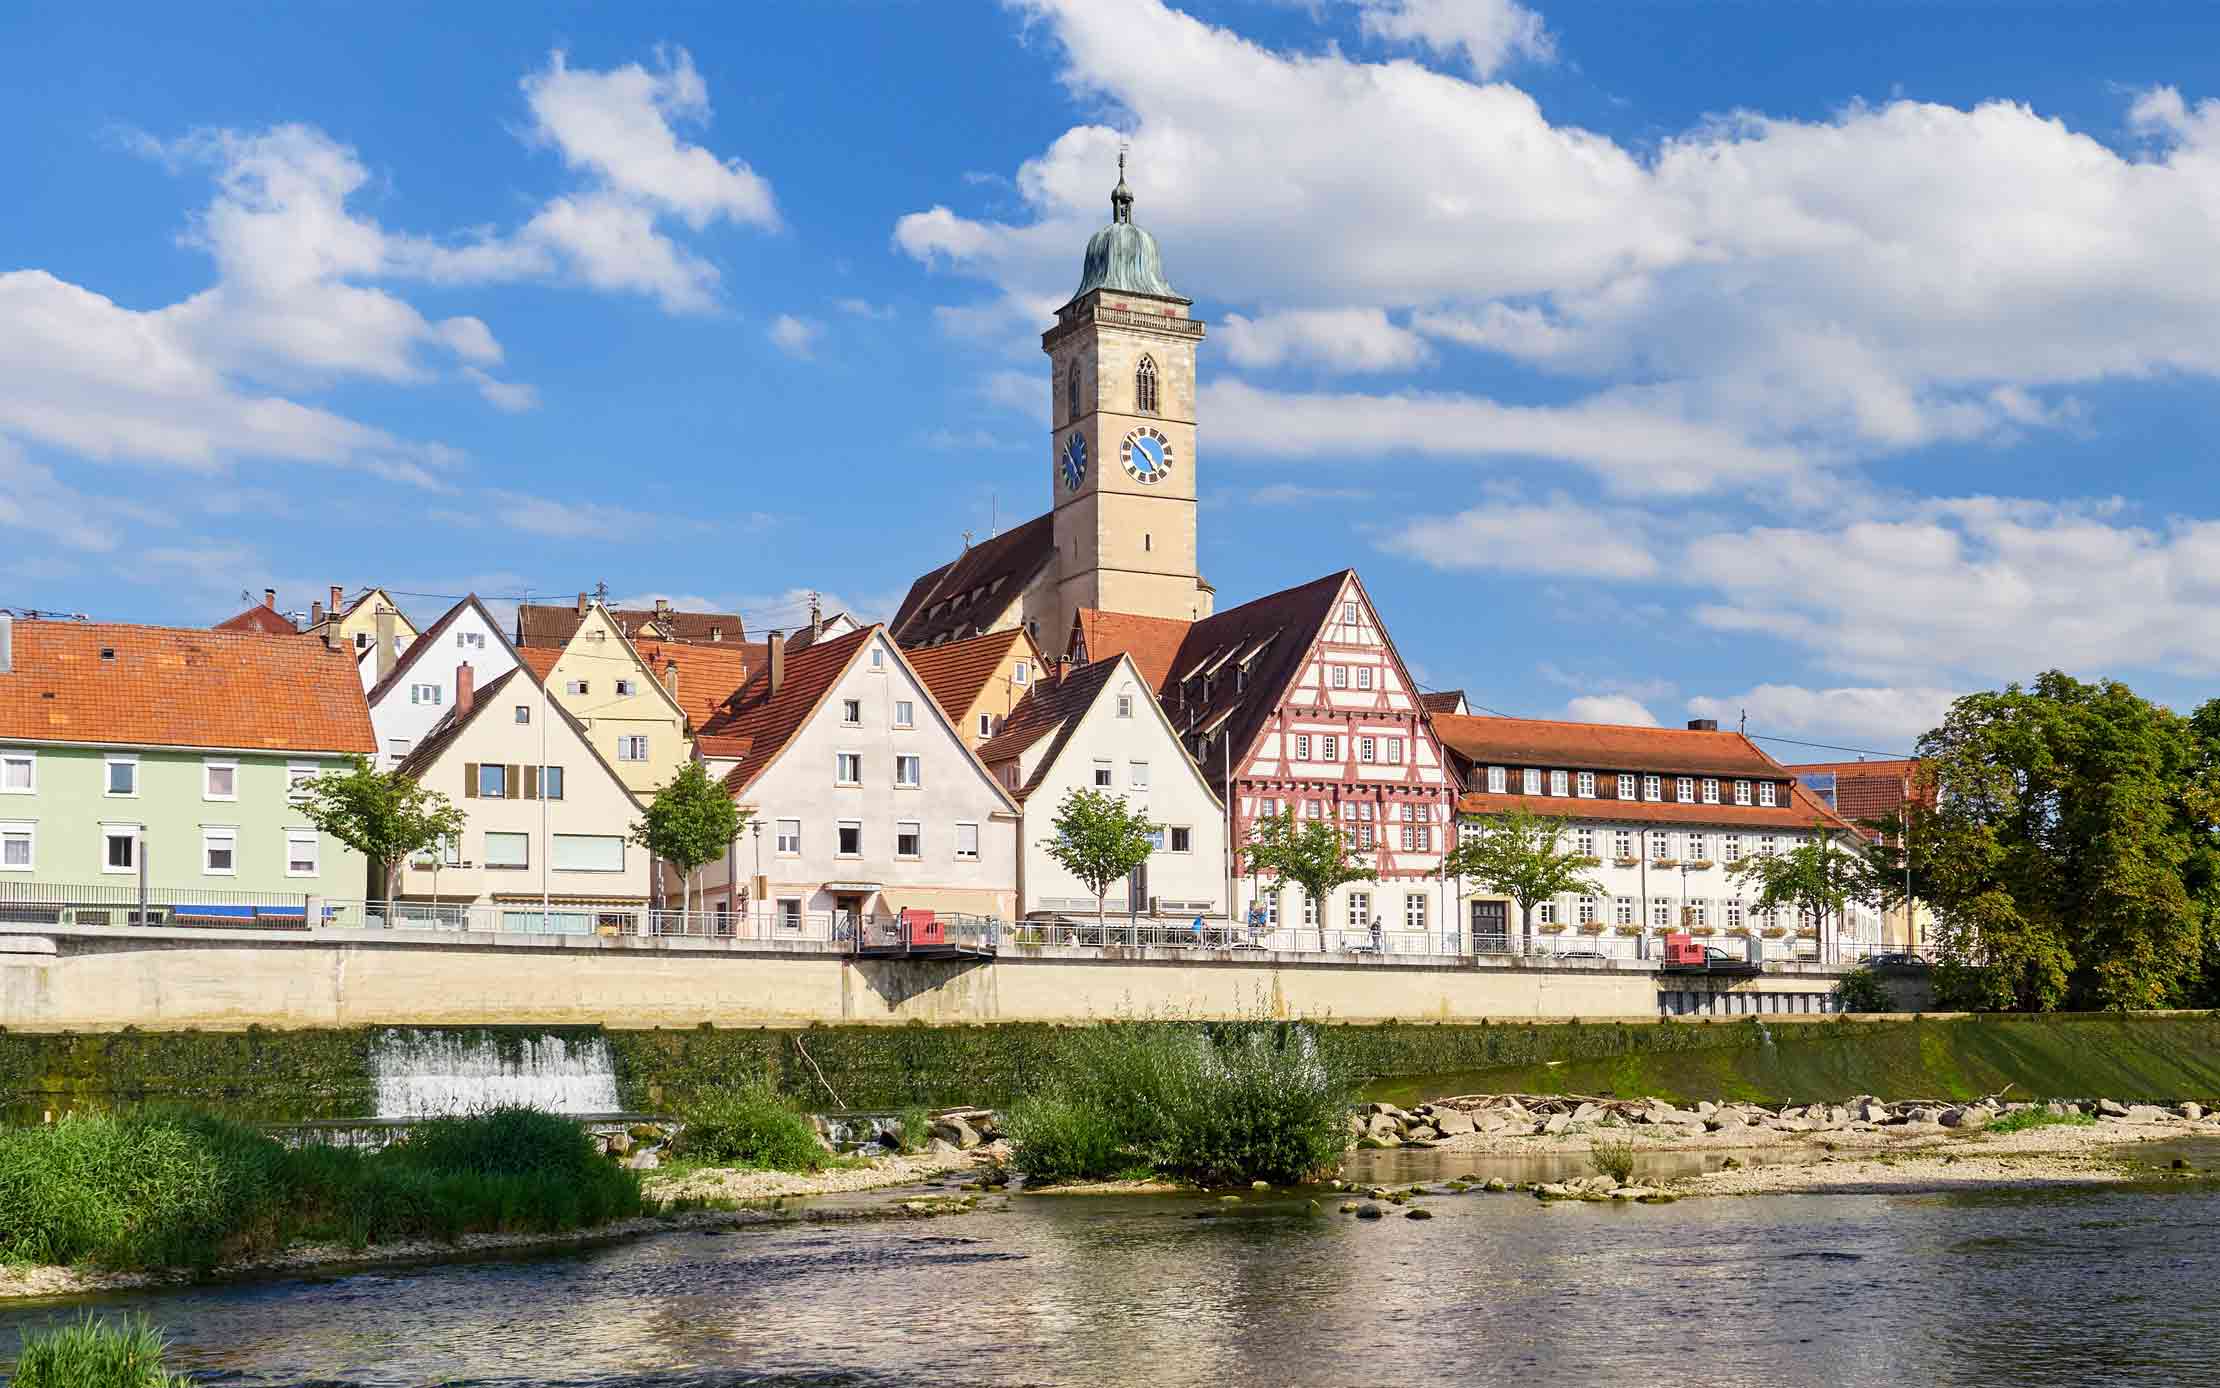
[1615,926,1643,937]
[1691,927,1716,937]
[1796,928,1818,939]
[1686,860,1716,870]
[1539,923,1567,935]
[1724,927,1751,938]
[1578,923,1606,935]
[1761,927,1788,939]
[1613,857,1641,868]
[1651,858,1680,868]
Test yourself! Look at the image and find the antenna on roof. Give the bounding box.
[990,491,998,539]
[592,580,609,605]
[961,528,975,551]
[1739,707,1747,735]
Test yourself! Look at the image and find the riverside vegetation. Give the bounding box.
[9,1313,185,1388]
[0,1106,646,1272]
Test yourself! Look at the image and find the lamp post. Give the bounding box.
[750,818,763,932]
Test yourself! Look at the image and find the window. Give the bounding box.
[1386,737,1403,764]
[1702,778,1720,804]
[484,832,528,868]
[1759,834,1779,857]
[1487,765,1507,794]
[1690,898,1710,928]
[842,699,863,725]
[1734,779,1752,805]
[955,822,980,860]
[550,835,624,872]
[287,761,318,801]
[1332,665,1349,689]
[458,630,486,650]
[1650,830,1673,861]
[1535,900,1556,926]
[978,714,994,738]
[202,827,236,875]
[1093,759,1113,788]
[1358,824,1375,850]
[203,760,237,801]
[1522,768,1543,795]
[896,821,922,858]
[1578,897,1599,926]
[355,631,370,651]
[1400,825,1433,851]
[566,680,589,696]
[1258,797,1279,819]
[1306,798,1325,819]
[1651,898,1673,928]
[1343,600,1359,624]
[1725,900,1745,931]
[778,897,804,930]
[0,823,30,870]
[614,679,636,697]
[836,821,862,856]
[0,752,31,793]
[478,764,507,798]
[1358,737,1376,763]
[776,819,801,854]
[410,683,442,706]
[895,755,922,787]
[1687,832,1709,862]
[617,736,649,762]
[1618,773,1636,799]
[541,766,565,801]
[1676,777,1695,802]
[870,647,885,669]
[1169,826,1192,853]
[411,833,460,868]
[1296,734,1313,760]
[1130,761,1150,789]
[1576,771,1596,798]
[1724,835,1743,863]
[1575,827,1596,856]
[1259,891,1279,927]
[1013,661,1030,686]
[1613,830,1634,860]
[1614,896,1636,926]
[1643,774,1662,801]
[1759,782,1778,807]
[1356,667,1374,690]
[1549,770,1569,797]
[1303,894,1318,927]
[514,705,530,724]
[1321,736,1340,760]
[1116,694,1134,719]
[894,700,915,728]
[1348,892,1371,928]
[836,753,862,785]
[105,755,138,797]
[1135,354,1158,413]
[1405,893,1428,930]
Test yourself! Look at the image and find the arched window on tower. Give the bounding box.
[1066,365,1081,424]
[1135,356,1158,414]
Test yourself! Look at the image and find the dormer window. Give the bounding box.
[1702,778,1719,804]
[1618,774,1636,799]
[1643,774,1662,801]
[1549,770,1568,796]
[1759,782,1778,807]
[1487,766,1506,794]
[1676,777,1696,802]
[1522,768,1542,795]
[1735,779,1752,805]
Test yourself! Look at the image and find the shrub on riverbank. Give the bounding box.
[1009,1017,1359,1187]
[670,1083,828,1172]
[10,1313,186,1387]
[0,1106,644,1272]
[1986,1106,2097,1136]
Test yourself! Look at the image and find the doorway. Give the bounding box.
[1470,900,1509,953]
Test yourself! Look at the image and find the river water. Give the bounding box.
[5,1160,2217,1388]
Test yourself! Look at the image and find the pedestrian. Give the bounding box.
[1191,913,1205,945]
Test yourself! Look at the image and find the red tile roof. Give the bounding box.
[904,628,1036,728]
[633,639,762,731]
[891,513,1055,647]
[1790,758,1929,831]
[0,620,375,755]
[1419,690,1468,715]
[698,627,878,796]
[693,733,755,761]
[213,602,299,636]
[976,657,1125,801]
[515,602,746,648]
[1432,712,1786,780]
[1454,783,1857,834]
[1070,608,1192,690]
[515,647,561,681]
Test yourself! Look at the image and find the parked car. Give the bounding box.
[1551,949,1608,961]
[1862,951,1932,969]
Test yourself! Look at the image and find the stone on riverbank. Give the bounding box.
[1356,1203,1385,1220]
[1406,1208,1433,1219]
[931,1117,983,1150]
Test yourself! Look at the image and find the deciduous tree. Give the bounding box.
[297,756,466,902]
[1042,788,1158,930]
[631,760,745,922]
[1726,826,1879,964]
[1244,808,1378,951]
[1445,807,1606,953]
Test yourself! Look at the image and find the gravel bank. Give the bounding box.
[647,1141,1008,1202]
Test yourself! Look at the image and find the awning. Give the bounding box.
[822,881,884,893]
[879,887,1008,918]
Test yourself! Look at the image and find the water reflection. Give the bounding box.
[4,1179,2217,1385]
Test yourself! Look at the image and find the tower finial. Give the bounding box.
[1111,144,1134,224]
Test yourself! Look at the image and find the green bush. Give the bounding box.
[385,1105,604,1178]
[671,1084,828,1172]
[1588,1137,1636,1185]
[1004,1092,1127,1182]
[11,1313,187,1388]
[1985,1106,2097,1135]
[1834,967,1894,1013]
[894,1107,933,1154]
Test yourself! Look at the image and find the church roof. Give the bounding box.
[1070,609,1192,690]
[890,513,1056,647]
[1068,160,1182,303]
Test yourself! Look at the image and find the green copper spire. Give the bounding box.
[1071,150,1180,302]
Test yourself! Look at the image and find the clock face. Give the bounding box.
[1120,426,1174,484]
[1060,432,1088,491]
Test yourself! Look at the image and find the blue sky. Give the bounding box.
[8,1,2220,758]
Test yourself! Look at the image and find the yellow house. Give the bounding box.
[308,585,418,660]
[904,627,1048,750]
[516,602,692,799]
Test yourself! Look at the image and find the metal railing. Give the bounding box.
[0,879,361,929]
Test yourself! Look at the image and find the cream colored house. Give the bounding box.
[906,628,1047,750]
[393,663,649,929]
[518,600,692,799]
[979,654,1226,917]
[307,585,417,688]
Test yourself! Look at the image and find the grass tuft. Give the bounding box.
[11,1312,188,1387]
[1985,1106,2098,1136]
[669,1083,829,1172]
[1587,1136,1637,1185]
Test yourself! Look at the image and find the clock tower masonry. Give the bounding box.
[1042,158,1213,647]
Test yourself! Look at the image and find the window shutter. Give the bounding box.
[506,765,522,799]
[525,765,540,800]
[464,763,479,799]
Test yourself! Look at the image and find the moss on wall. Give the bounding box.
[0,1025,376,1122]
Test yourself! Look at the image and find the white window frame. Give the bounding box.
[1347,891,1371,928]
[777,897,804,930]
[1575,827,1596,857]
[410,683,442,707]
[1116,694,1134,719]
[285,829,322,878]
[1687,832,1709,862]
[1759,782,1778,807]
[1549,769,1569,797]
[0,821,34,871]
[614,678,637,697]
[1735,779,1753,805]
[1487,765,1506,794]
[617,736,649,762]
[836,820,863,858]
[1295,734,1313,760]
[0,751,32,795]
[1614,829,1634,860]
[775,819,801,855]
[836,752,862,785]
[1576,771,1596,798]
[1643,774,1662,801]
[105,753,139,799]
[895,820,923,859]
[1614,896,1636,926]
[287,760,319,802]
[484,832,529,869]
[894,754,922,788]
[567,679,590,696]
[1724,835,1743,863]
[868,647,885,669]
[1332,665,1349,689]
[1356,667,1373,690]
[1358,737,1376,763]
[201,825,237,877]
[101,824,139,874]
[894,699,915,728]
[1676,776,1696,803]
[841,698,863,725]
[1702,777,1720,805]
[1650,830,1673,861]
[1386,737,1403,764]
[1404,893,1428,930]
[977,713,994,738]
[1522,768,1543,795]
[955,821,980,861]
[203,758,238,803]
[1618,773,1636,799]
[1130,761,1150,789]
[1013,661,1030,686]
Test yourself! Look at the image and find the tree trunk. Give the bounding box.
[380,858,399,909]
[1317,892,1329,953]
[1520,900,1532,955]
[1096,887,1107,945]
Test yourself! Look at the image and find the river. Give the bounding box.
[5,1161,2217,1387]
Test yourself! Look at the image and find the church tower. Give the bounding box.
[1042,158,1212,647]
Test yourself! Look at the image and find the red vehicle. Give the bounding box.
[1662,932,1706,967]
[900,908,945,948]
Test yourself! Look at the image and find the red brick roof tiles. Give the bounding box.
[515,602,746,648]
[904,629,1035,728]
[698,627,878,796]
[0,620,375,755]
[1454,783,1856,833]
[212,602,299,636]
[975,657,1124,801]
[1070,608,1192,690]
[1432,712,1788,780]
[633,639,761,731]
[890,514,1055,647]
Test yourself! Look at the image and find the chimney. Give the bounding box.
[1687,718,1719,732]
[662,659,679,699]
[455,661,474,716]
[329,585,344,616]
[576,592,589,616]
[310,600,324,626]
[263,588,277,610]
[375,607,399,682]
[768,629,786,697]
[0,613,12,676]
[655,597,672,618]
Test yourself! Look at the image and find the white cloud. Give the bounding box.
[1563,694,1658,727]
[921,427,1014,451]
[1248,483,1374,505]
[1384,492,1658,577]
[769,314,822,359]
[1356,0,1555,78]
[1686,684,1961,753]
[836,297,897,319]
[439,488,710,541]
[1218,308,1432,372]
[463,367,539,413]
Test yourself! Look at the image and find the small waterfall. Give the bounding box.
[370,1028,622,1117]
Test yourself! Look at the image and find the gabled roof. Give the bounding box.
[213,602,298,636]
[1432,713,1787,780]
[1419,690,1469,716]
[1454,782,1859,834]
[513,608,690,728]
[1790,758,1930,831]
[393,663,642,809]
[1069,608,1192,690]
[515,601,746,648]
[904,628,1037,726]
[0,621,374,755]
[633,639,763,731]
[976,657,1124,801]
[365,594,513,708]
[890,513,1055,646]
[786,613,856,651]
[697,627,879,796]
